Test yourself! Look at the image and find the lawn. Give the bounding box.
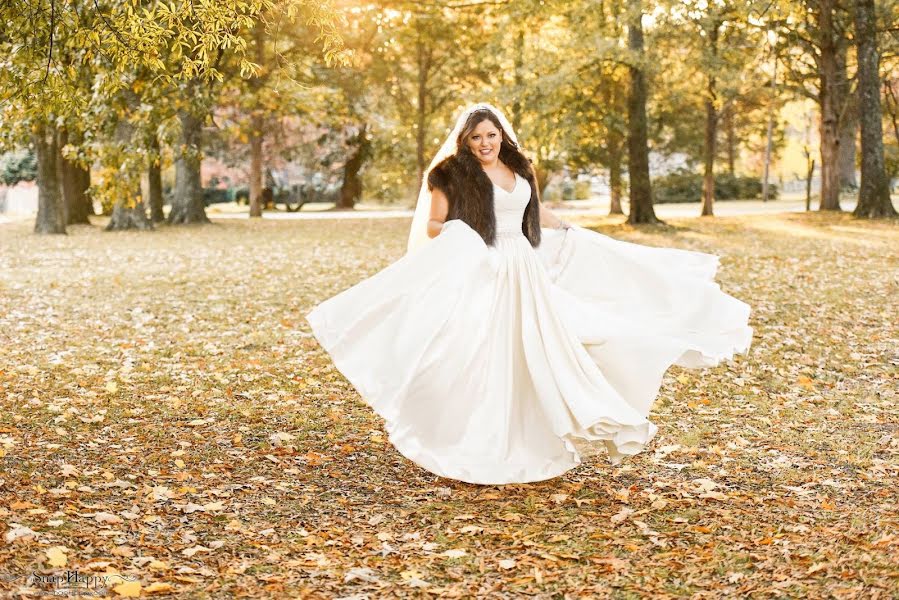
[0,211,896,598]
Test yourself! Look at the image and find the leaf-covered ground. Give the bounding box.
[0,211,896,598]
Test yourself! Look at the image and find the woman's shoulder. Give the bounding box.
[427,156,454,191]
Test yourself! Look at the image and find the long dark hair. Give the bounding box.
[455,109,526,171]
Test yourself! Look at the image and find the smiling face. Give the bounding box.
[465,118,502,166]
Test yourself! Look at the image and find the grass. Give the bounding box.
[0,210,896,598]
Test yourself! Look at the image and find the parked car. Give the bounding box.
[203,187,234,206]
[233,173,342,211]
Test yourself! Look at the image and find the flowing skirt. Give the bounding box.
[306,220,752,485]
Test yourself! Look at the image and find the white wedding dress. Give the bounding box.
[306,172,753,485]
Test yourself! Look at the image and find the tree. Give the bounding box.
[852,0,898,217]
[625,0,660,224]
[0,0,345,231]
[767,1,854,211]
[32,123,66,234]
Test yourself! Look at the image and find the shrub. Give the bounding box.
[0,150,37,186]
[653,169,778,203]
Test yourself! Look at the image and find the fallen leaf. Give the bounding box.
[112,580,141,597]
[45,546,67,567]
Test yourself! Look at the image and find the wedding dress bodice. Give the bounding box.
[493,173,530,235]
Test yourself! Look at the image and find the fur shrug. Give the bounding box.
[426,148,541,248]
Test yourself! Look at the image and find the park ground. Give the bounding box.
[0,210,896,598]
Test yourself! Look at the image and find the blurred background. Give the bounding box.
[1,0,897,230]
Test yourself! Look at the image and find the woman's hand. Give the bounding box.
[538,200,571,230]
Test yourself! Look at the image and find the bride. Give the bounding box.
[306,102,753,485]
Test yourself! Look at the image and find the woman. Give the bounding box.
[306,102,752,485]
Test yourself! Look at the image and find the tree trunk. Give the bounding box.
[609,131,624,215]
[511,28,524,134]
[168,106,210,224]
[701,17,720,217]
[762,105,775,202]
[248,20,265,218]
[55,127,91,225]
[762,53,777,202]
[70,164,92,223]
[107,118,154,231]
[806,158,815,211]
[106,200,153,231]
[147,134,164,223]
[249,115,264,218]
[701,94,717,216]
[33,123,66,234]
[725,105,736,175]
[415,37,430,185]
[836,42,858,191]
[56,127,73,223]
[625,0,660,225]
[818,0,842,211]
[853,0,897,218]
[338,124,370,209]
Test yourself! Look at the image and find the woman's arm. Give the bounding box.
[427,186,449,238]
[538,199,571,230]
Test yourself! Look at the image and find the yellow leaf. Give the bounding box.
[113,580,142,597]
[145,582,173,594]
[106,381,118,394]
[225,519,243,531]
[45,546,67,567]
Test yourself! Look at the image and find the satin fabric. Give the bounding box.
[306,173,753,484]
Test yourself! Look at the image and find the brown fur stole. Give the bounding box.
[426,149,541,248]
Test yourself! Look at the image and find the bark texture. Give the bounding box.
[625,0,660,225]
[107,119,154,231]
[57,128,92,224]
[148,134,164,223]
[609,131,624,215]
[33,123,66,235]
[818,0,842,211]
[168,106,210,225]
[853,0,897,218]
[248,20,265,218]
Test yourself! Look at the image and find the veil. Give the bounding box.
[406,102,520,255]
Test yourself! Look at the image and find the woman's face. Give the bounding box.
[466,119,502,166]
